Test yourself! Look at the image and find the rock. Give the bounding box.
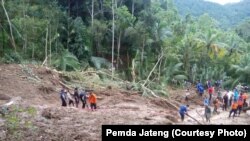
[144,117,152,120]
[165,121,173,125]
[0,94,11,100]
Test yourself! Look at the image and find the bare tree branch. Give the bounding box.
[142,53,164,87]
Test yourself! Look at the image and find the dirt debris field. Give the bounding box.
[0,64,249,141]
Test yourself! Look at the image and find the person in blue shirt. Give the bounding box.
[196,81,201,90]
[198,85,204,96]
[204,96,209,106]
[233,88,239,101]
[196,81,204,96]
[179,105,189,122]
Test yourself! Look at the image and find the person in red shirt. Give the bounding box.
[208,86,214,104]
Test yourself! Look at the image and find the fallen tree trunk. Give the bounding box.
[58,80,93,92]
[58,80,73,90]
[196,110,205,123]
[140,84,202,124]
[186,114,203,125]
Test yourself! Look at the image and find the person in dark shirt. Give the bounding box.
[74,87,80,108]
[204,105,211,123]
[223,92,229,111]
[59,88,67,107]
[79,90,88,109]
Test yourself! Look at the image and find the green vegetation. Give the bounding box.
[0,0,249,93]
[174,0,250,28]
[3,105,37,140]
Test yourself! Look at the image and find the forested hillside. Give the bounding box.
[1,1,250,139]
[174,0,250,28]
[0,0,250,92]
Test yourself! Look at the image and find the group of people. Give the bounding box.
[59,87,97,111]
[180,80,249,123]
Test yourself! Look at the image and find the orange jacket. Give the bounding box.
[238,99,244,106]
[88,93,97,104]
[231,102,238,110]
[242,93,248,100]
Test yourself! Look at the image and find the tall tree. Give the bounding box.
[111,0,115,79]
[115,6,135,69]
[1,0,16,52]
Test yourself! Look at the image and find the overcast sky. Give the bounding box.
[204,0,242,5]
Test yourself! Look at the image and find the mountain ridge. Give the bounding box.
[174,0,250,28]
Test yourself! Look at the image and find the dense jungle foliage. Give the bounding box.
[0,0,250,91]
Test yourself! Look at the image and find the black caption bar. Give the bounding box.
[102,125,250,141]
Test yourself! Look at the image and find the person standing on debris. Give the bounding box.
[206,80,211,89]
[196,81,204,97]
[60,88,67,107]
[213,98,220,114]
[74,87,80,108]
[88,91,97,111]
[204,105,211,123]
[237,93,244,116]
[229,101,238,118]
[228,90,234,106]
[208,86,214,104]
[66,89,74,107]
[217,90,223,102]
[233,88,239,101]
[79,89,88,109]
[223,91,229,111]
[242,92,248,106]
[179,104,189,122]
[184,89,190,102]
[204,96,210,106]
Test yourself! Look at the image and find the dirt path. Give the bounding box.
[181,104,250,125]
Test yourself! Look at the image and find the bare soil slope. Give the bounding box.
[0,64,177,141]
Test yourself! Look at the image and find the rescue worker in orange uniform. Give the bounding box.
[229,101,238,118]
[88,91,97,111]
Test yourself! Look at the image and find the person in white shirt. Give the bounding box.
[66,89,75,107]
[185,89,190,102]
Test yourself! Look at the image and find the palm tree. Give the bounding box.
[231,54,250,85]
[52,49,80,71]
